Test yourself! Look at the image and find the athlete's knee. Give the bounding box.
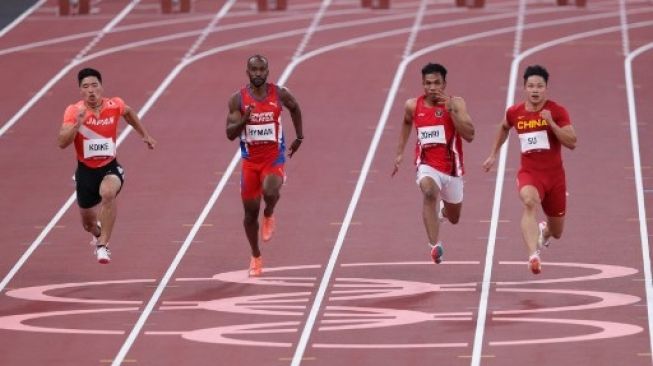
[262,188,280,201]
[82,220,96,233]
[421,188,438,202]
[520,195,539,210]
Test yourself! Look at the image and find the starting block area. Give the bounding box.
[56,0,588,15]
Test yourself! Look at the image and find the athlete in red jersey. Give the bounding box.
[226,55,304,277]
[483,65,577,274]
[392,63,475,264]
[58,68,156,264]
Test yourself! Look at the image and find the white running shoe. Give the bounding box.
[95,246,111,264]
[537,221,551,249]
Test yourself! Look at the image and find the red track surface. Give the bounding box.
[0,0,652,365]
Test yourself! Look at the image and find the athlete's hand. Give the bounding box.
[288,138,302,158]
[391,154,403,177]
[242,104,254,124]
[143,134,157,150]
[75,106,86,128]
[482,155,496,172]
[540,109,553,123]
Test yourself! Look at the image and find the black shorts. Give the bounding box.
[75,159,125,209]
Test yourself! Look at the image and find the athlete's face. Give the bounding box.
[79,76,103,107]
[524,75,547,105]
[246,59,269,88]
[422,73,446,103]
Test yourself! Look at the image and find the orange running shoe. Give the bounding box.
[249,256,263,277]
[261,216,276,242]
[529,253,541,275]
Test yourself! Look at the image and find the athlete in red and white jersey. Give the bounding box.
[226,55,304,277]
[483,65,577,274]
[58,68,156,264]
[392,63,475,264]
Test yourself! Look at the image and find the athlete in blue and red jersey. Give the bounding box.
[226,55,304,277]
[392,63,475,264]
[483,65,577,274]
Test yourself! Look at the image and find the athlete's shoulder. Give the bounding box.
[106,97,125,108]
[545,99,567,111]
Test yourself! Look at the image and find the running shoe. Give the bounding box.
[529,253,541,274]
[430,242,444,264]
[261,216,276,242]
[95,245,111,264]
[249,256,263,277]
[537,221,551,249]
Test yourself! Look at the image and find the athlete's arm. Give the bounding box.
[447,96,474,142]
[540,109,576,150]
[391,98,416,177]
[279,87,303,158]
[482,118,510,172]
[226,92,250,141]
[123,105,156,149]
[58,106,84,149]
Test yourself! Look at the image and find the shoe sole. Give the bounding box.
[529,257,541,274]
[431,245,444,264]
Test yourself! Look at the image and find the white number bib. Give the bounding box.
[246,123,276,143]
[83,138,115,158]
[417,125,446,145]
[519,130,550,152]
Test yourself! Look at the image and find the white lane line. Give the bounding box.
[472,15,653,366]
[0,0,46,38]
[624,39,653,364]
[0,0,141,137]
[471,1,526,364]
[74,0,141,60]
[110,1,332,364]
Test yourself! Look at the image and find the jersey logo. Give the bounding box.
[435,109,443,117]
[417,113,425,117]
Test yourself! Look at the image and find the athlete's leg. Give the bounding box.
[545,216,564,239]
[419,177,441,245]
[242,198,262,257]
[262,174,283,218]
[96,175,121,246]
[519,185,541,256]
[441,202,462,224]
[80,207,101,237]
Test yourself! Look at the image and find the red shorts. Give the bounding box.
[241,158,285,200]
[516,168,567,217]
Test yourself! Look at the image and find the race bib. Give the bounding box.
[83,138,115,158]
[519,130,550,152]
[246,123,276,143]
[417,125,446,145]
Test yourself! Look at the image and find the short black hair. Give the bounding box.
[77,68,102,86]
[421,63,447,81]
[523,65,549,84]
[247,54,268,67]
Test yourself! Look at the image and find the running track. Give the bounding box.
[0,0,652,365]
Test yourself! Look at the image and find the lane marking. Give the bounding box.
[0,0,46,38]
